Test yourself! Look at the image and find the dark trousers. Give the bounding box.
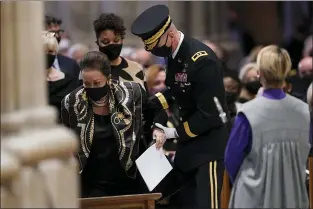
[168,160,224,209]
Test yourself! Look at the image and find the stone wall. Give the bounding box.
[44,1,231,48]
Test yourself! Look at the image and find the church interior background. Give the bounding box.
[1,1,312,208]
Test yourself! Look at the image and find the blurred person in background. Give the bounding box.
[61,51,146,198]
[299,56,313,79]
[238,62,261,104]
[68,43,89,64]
[288,33,312,101]
[226,45,311,208]
[285,20,311,69]
[203,40,224,61]
[145,64,166,96]
[43,31,78,123]
[303,35,312,57]
[58,38,71,56]
[134,48,155,71]
[93,13,145,89]
[223,70,241,125]
[45,15,81,81]
[282,69,297,94]
[120,46,137,61]
[239,45,263,68]
[290,55,313,102]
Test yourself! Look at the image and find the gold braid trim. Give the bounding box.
[155,92,169,109]
[183,121,197,137]
[144,16,171,51]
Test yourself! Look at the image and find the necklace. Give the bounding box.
[91,94,109,107]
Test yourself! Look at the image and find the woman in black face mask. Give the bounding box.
[223,70,242,125]
[238,62,262,104]
[43,31,78,123]
[61,51,146,198]
[93,13,145,90]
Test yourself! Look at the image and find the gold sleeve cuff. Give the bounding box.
[155,92,169,110]
[183,122,197,137]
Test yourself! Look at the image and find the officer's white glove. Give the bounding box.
[155,123,179,140]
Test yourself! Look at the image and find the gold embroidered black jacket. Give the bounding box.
[61,80,143,178]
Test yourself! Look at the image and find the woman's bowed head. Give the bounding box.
[61,51,146,198]
[80,51,112,106]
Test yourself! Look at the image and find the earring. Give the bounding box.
[107,74,112,85]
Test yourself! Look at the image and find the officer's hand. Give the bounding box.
[155,123,178,140]
[153,128,166,150]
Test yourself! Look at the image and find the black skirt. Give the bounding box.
[80,113,143,198]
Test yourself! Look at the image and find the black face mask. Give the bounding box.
[150,35,172,57]
[237,97,249,104]
[225,91,238,104]
[245,80,262,95]
[99,44,123,61]
[143,64,150,69]
[56,36,61,44]
[46,54,56,69]
[84,85,109,102]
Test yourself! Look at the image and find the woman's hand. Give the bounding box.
[154,123,178,139]
[152,128,166,150]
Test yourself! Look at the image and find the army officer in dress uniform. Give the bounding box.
[131,5,228,209]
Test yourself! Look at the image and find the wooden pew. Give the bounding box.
[221,170,231,209]
[80,193,162,209]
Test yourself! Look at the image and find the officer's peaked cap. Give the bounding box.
[131,5,172,51]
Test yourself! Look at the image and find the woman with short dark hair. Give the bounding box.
[61,51,145,197]
[93,13,145,89]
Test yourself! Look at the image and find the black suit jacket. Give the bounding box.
[57,54,80,81]
[151,36,229,172]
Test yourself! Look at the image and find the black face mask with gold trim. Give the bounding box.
[151,35,172,57]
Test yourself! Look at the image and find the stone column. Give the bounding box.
[1,2,79,208]
[1,150,20,208]
[14,2,46,109]
[207,1,219,41]
[1,1,17,114]
[168,1,184,31]
[190,1,206,40]
[217,2,231,42]
[3,128,78,208]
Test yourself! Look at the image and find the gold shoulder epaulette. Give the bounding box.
[191,51,208,62]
